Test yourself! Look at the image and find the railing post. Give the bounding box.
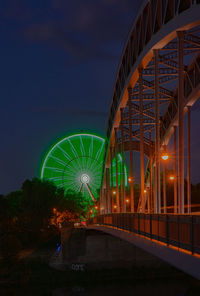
[150,214,152,239]
[138,214,140,234]
[166,215,169,246]
[117,213,119,228]
[132,213,135,233]
[178,215,180,248]
[191,215,194,254]
[131,213,133,232]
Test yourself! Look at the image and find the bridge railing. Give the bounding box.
[88,213,200,255]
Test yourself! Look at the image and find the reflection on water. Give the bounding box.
[1,278,200,296]
[50,281,191,296]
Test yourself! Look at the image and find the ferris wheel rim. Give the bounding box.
[40,133,104,179]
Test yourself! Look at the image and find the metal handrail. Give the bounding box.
[89,213,200,255]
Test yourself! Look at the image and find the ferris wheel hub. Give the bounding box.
[81,174,90,184]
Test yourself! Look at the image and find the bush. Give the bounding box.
[0,233,22,261]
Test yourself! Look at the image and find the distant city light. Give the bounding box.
[126,199,129,203]
[169,176,175,180]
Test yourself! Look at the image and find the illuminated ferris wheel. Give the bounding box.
[40,133,105,201]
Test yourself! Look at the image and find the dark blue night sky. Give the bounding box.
[1,0,200,194]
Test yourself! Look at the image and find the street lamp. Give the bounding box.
[128,177,132,183]
[161,153,169,161]
[169,175,175,181]
[113,190,116,195]
[126,199,129,203]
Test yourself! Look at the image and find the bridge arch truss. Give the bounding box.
[100,0,200,215]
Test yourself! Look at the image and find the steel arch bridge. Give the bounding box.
[100,0,200,215]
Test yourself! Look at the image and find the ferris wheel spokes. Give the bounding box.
[41,133,105,202]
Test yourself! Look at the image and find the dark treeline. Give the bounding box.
[0,178,90,261]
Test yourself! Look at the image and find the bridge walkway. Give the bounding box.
[88,213,200,280]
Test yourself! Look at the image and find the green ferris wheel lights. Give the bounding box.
[40,133,105,201]
[109,153,128,187]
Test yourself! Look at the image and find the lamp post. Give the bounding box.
[128,176,134,212]
[144,189,150,213]
[161,150,169,214]
[169,174,177,213]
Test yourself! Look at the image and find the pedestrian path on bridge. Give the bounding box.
[88,223,200,280]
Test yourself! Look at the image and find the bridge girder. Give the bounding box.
[101,0,200,216]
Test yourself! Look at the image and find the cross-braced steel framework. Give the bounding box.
[100,0,200,215]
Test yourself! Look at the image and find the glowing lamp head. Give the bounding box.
[161,154,169,161]
[81,174,90,184]
[128,177,132,183]
[126,199,129,203]
[113,190,116,195]
[114,205,117,209]
[169,176,175,180]
[144,189,147,193]
[95,206,98,210]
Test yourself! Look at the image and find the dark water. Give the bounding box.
[1,234,200,296]
[1,278,200,296]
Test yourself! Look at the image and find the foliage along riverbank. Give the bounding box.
[0,178,91,262]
